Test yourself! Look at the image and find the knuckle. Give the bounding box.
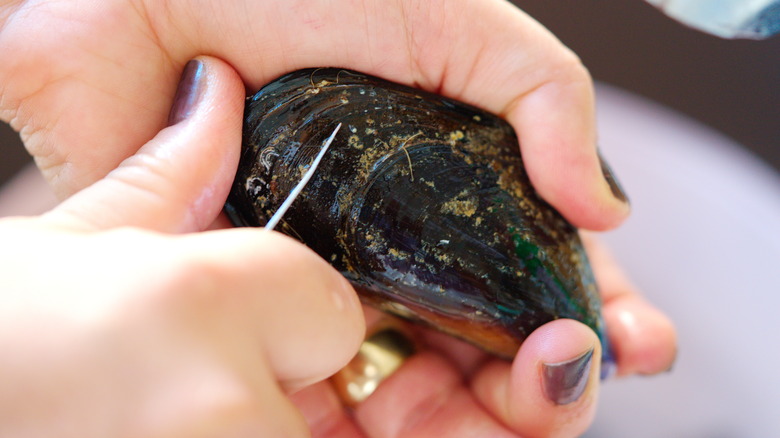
[135,234,309,318]
[244,232,329,281]
[136,370,273,437]
[555,49,593,85]
[147,252,223,314]
[87,229,210,317]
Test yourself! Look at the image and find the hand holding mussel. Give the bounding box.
[226,68,611,364]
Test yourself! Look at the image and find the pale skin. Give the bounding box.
[0,1,677,437]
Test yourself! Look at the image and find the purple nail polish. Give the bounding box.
[598,152,629,205]
[167,60,205,126]
[600,337,616,381]
[542,348,594,405]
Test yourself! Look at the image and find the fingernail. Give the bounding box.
[666,347,678,373]
[168,59,206,126]
[655,346,677,375]
[542,347,594,405]
[600,349,617,381]
[598,152,629,205]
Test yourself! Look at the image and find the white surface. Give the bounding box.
[587,83,780,437]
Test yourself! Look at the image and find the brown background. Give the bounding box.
[2,0,779,187]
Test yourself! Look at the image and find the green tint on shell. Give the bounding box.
[226,68,611,364]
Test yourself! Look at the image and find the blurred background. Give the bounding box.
[1,0,779,436]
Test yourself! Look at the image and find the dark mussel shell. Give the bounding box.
[226,68,610,362]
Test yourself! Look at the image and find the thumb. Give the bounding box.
[473,319,601,438]
[44,56,245,233]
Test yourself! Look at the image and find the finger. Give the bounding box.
[42,56,244,233]
[581,233,677,375]
[353,352,517,438]
[117,320,314,438]
[472,319,601,438]
[416,326,488,376]
[289,382,366,438]
[157,0,628,230]
[166,229,366,390]
[0,0,180,197]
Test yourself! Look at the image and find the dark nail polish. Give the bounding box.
[542,348,594,405]
[599,336,616,381]
[665,347,678,373]
[654,347,677,375]
[167,60,205,126]
[598,152,629,205]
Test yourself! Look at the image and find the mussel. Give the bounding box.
[226,68,611,364]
